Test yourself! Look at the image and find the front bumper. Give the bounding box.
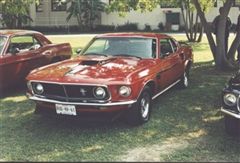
[221,107,240,119]
[28,94,137,108]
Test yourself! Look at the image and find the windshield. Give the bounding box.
[82,37,157,59]
[0,36,7,55]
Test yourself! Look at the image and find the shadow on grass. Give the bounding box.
[0,84,27,98]
[0,61,239,161]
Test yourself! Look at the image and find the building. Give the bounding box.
[4,0,240,30]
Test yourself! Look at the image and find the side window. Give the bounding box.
[169,39,178,52]
[7,35,41,54]
[160,39,173,57]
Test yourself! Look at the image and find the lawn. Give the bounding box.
[0,34,239,162]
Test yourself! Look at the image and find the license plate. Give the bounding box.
[56,104,77,116]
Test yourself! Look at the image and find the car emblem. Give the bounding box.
[80,88,87,96]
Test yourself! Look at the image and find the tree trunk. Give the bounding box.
[180,1,203,43]
[193,0,237,70]
[197,23,203,42]
[181,3,191,41]
[228,18,240,64]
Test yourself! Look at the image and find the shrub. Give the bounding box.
[94,25,116,32]
[16,25,92,34]
[116,22,138,32]
[144,24,152,32]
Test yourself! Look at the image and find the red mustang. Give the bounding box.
[0,30,72,93]
[26,33,193,125]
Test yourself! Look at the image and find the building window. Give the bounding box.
[36,0,44,12]
[51,0,67,12]
[234,0,240,7]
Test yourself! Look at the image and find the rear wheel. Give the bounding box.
[125,86,152,125]
[224,115,240,137]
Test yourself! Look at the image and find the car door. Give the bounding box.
[155,38,184,90]
[1,35,48,88]
[168,38,185,82]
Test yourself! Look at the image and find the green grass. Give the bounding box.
[47,35,94,54]
[0,34,239,162]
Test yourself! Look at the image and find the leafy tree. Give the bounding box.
[0,0,36,28]
[178,0,214,42]
[107,0,240,70]
[66,0,106,29]
[193,0,240,70]
[106,0,213,42]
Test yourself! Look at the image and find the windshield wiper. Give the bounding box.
[84,53,108,57]
[113,54,142,60]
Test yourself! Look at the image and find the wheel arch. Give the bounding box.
[185,59,193,75]
[137,80,156,99]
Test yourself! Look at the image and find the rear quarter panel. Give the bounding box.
[48,43,72,60]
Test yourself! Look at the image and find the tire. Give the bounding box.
[125,86,152,125]
[224,115,240,137]
[179,69,189,89]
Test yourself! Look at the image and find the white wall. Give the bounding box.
[101,6,240,30]
[31,0,79,27]
[29,0,239,28]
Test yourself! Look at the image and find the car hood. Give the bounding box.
[27,56,155,85]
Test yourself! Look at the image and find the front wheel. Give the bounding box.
[224,115,240,137]
[125,86,152,125]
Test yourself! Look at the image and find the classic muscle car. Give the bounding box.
[221,70,240,136]
[26,33,193,125]
[0,30,72,92]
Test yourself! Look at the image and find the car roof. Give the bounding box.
[96,32,169,38]
[0,30,42,36]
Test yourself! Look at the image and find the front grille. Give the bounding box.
[31,82,110,102]
[42,83,65,97]
[65,85,95,99]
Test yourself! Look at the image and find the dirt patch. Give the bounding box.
[118,137,189,162]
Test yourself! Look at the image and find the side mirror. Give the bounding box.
[76,48,82,55]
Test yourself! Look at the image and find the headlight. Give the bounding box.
[94,87,106,99]
[34,83,44,95]
[223,93,237,107]
[119,86,131,97]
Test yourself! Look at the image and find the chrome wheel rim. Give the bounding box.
[140,93,150,119]
[184,72,188,87]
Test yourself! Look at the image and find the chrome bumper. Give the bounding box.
[28,95,137,107]
[221,107,240,119]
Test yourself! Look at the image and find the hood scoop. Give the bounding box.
[65,58,116,76]
[80,58,117,66]
[80,60,99,66]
